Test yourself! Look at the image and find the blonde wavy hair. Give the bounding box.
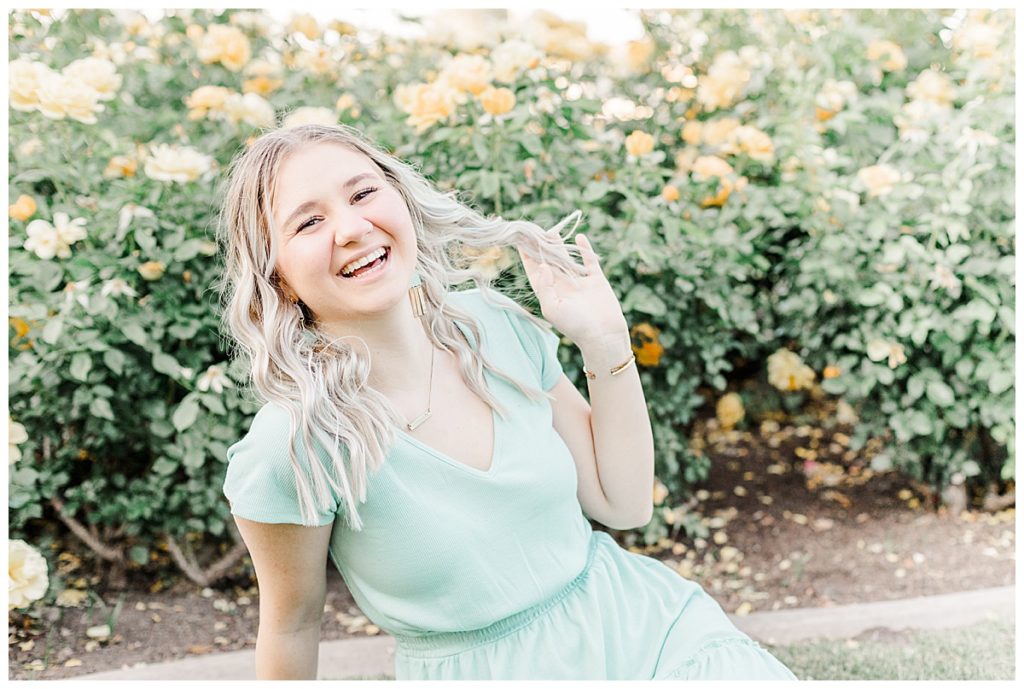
[216,123,587,529]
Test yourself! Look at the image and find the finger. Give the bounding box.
[574,234,602,275]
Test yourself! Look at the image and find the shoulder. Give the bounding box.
[223,402,340,526]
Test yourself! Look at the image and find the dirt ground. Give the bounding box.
[8,414,1015,680]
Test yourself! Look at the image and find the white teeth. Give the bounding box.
[340,248,386,277]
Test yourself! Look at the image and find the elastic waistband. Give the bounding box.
[394,532,602,659]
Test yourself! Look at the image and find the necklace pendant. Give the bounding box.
[406,410,432,432]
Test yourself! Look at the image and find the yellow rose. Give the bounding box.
[62,57,122,101]
[9,194,37,222]
[335,93,356,112]
[184,85,232,120]
[631,323,664,367]
[624,130,655,157]
[103,155,137,178]
[144,144,214,184]
[661,185,680,202]
[280,106,336,129]
[701,117,740,147]
[681,121,703,146]
[767,348,816,392]
[9,415,29,462]
[857,163,901,197]
[716,392,745,430]
[440,54,493,96]
[329,20,357,36]
[696,51,750,111]
[491,39,542,83]
[137,261,166,281]
[691,155,734,180]
[733,126,774,163]
[223,92,275,129]
[701,177,735,208]
[197,24,251,72]
[35,71,103,124]
[626,38,655,72]
[952,20,1002,60]
[8,539,49,610]
[288,13,320,41]
[652,478,669,506]
[866,39,908,72]
[397,82,458,133]
[907,68,956,107]
[478,86,516,116]
[242,59,284,96]
[8,59,54,111]
[294,45,336,76]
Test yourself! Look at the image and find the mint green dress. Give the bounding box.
[223,288,797,680]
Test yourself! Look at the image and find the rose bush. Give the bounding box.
[7,9,1013,591]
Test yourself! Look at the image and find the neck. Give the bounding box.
[320,300,434,397]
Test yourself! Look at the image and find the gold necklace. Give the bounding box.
[406,345,435,431]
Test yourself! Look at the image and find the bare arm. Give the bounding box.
[550,330,655,530]
[233,516,334,680]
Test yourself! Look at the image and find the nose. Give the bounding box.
[333,210,374,247]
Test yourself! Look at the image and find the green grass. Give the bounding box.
[768,620,1015,680]
[331,620,1016,681]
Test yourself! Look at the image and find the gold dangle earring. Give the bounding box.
[408,271,426,319]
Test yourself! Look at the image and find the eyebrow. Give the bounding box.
[280,172,380,231]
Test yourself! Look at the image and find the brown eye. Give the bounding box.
[296,216,322,232]
[352,187,378,203]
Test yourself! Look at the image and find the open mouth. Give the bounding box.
[338,247,390,279]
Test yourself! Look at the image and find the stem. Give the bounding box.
[49,496,125,563]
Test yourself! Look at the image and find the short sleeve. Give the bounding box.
[488,292,564,391]
[223,404,340,527]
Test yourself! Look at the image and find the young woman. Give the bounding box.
[218,123,797,680]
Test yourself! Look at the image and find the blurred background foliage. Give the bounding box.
[6,8,1014,596]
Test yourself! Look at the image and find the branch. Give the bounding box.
[49,496,125,563]
[163,522,250,587]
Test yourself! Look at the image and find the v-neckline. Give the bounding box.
[395,316,501,477]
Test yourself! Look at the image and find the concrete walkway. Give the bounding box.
[77,585,1014,681]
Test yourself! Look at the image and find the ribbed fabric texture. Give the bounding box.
[222,289,797,680]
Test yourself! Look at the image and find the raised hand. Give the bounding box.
[517,232,628,348]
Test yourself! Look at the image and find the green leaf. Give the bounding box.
[856,288,886,307]
[988,369,1013,394]
[70,352,92,382]
[103,349,126,375]
[152,352,180,376]
[961,460,981,478]
[907,410,932,436]
[479,170,499,198]
[623,284,667,317]
[90,398,115,421]
[519,133,543,156]
[172,395,201,433]
[472,133,490,162]
[128,546,149,565]
[583,181,609,202]
[907,375,925,402]
[955,299,995,325]
[152,457,177,475]
[925,380,955,407]
[43,318,64,345]
[121,322,148,347]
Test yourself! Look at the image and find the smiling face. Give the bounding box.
[270,142,418,327]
